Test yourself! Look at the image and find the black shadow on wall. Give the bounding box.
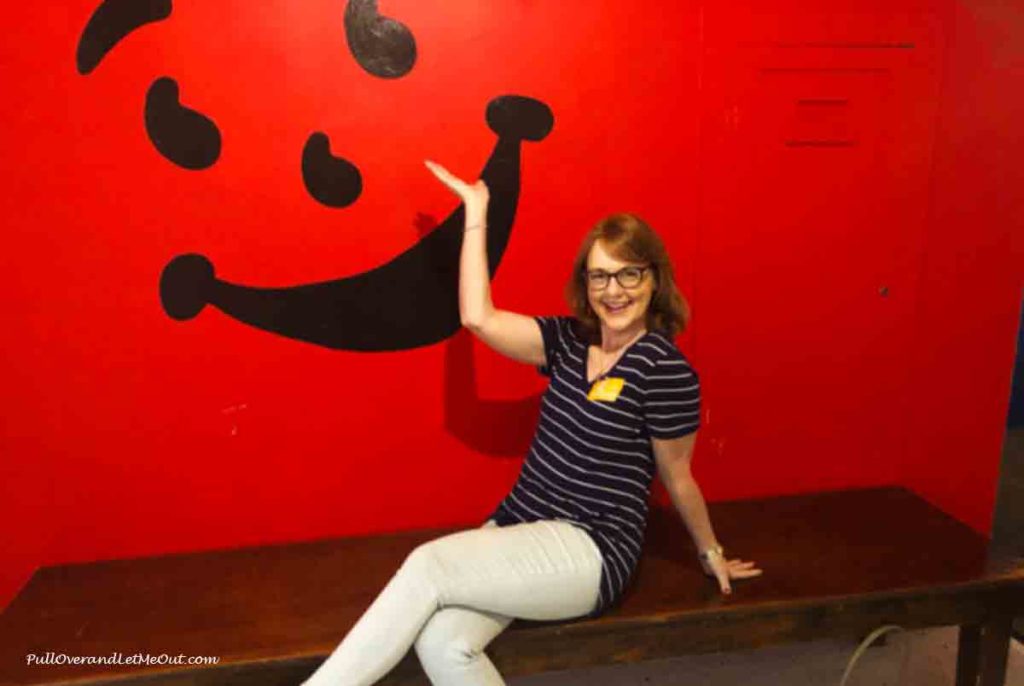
[444,329,542,457]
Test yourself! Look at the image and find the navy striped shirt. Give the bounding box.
[487,315,701,616]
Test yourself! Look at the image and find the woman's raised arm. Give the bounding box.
[424,160,546,367]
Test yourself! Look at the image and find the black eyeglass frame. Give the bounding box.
[584,264,654,290]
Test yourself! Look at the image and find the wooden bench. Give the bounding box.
[2,486,1022,686]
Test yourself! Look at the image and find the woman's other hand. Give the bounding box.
[701,552,763,595]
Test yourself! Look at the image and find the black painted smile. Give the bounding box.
[159,96,553,352]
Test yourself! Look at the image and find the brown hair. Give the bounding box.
[564,213,690,344]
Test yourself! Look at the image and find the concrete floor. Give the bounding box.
[513,627,1024,686]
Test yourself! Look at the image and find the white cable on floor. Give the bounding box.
[838,624,911,686]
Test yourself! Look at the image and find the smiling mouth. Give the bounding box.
[603,301,632,313]
[159,95,554,352]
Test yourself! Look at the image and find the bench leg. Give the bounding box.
[979,616,1012,686]
[958,624,981,686]
[957,618,1013,686]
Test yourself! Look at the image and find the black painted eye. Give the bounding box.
[144,77,221,170]
[302,132,363,208]
[76,0,171,75]
[344,0,416,79]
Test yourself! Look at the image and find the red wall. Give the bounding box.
[903,0,1024,533]
[1,0,1021,610]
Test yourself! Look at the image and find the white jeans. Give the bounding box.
[301,518,603,686]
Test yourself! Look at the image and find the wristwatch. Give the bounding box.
[699,543,724,561]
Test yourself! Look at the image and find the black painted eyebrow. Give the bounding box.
[344,0,416,79]
[77,0,172,75]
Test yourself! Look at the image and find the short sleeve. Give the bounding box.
[642,352,701,439]
[534,315,571,378]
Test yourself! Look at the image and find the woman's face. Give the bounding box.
[585,239,655,338]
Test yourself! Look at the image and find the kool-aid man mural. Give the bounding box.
[77,0,553,351]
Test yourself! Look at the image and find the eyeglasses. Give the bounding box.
[585,265,653,290]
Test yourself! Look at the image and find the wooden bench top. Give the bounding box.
[2,486,1022,686]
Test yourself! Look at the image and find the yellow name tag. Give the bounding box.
[588,377,625,402]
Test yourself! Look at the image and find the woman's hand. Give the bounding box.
[424,160,490,217]
[700,552,763,595]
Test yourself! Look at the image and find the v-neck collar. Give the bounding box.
[583,329,651,386]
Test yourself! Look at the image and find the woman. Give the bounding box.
[301,161,762,686]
